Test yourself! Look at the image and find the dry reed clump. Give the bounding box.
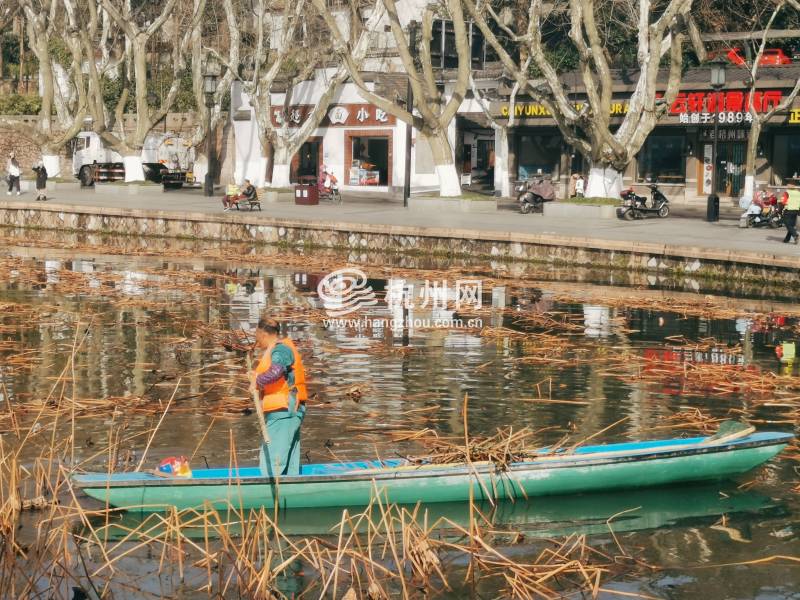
[404,426,548,467]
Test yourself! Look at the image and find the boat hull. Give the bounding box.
[73,432,791,512]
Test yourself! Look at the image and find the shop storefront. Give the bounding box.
[489,72,800,202]
[268,103,398,190]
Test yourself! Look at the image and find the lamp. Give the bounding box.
[203,57,221,197]
[758,143,765,157]
[203,57,220,106]
[686,142,693,156]
[710,55,727,90]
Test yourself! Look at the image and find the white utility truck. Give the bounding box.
[70,131,197,188]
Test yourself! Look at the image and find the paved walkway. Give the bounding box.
[3,186,799,264]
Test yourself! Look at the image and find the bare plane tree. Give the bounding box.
[89,0,204,181]
[0,0,92,177]
[739,0,800,199]
[219,0,386,188]
[465,0,706,198]
[188,0,238,182]
[314,0,471,196]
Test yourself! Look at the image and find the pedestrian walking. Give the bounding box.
[782,184,800,244]
[575,174,585,198]
[6,152,21,196]
[32,161,48,201]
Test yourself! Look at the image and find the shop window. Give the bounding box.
[517,135,560,179]
[349,136,389,186]
[429,21,504,70]
[772,134,800,184]
[637,135,685,183]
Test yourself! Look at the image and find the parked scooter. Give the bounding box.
[740,190,783,228]
[516,177,556,214]
[617,183,670,220]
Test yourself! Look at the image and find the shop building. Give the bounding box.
[487,65,800,203]
[231,72,455,193]
[231,63,800,202]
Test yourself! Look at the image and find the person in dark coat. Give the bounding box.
[32,162,48,201]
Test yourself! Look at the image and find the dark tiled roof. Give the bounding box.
[371,72,409,102]
[485,62,800,93]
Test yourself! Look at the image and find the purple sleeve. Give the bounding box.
[256,363,286,388]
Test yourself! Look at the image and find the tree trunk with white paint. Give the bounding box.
[742,117,762,202]
[269,144,292,189]
[429,130,461,197]
[41,154,61,178]
[123,154,145,182]
[585,165,624,199]
[495,127,510,198]
[193,152,208,185]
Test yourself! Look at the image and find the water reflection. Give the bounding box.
[1,245,799,599]
[88,483,781,539]
[226,279,268,332]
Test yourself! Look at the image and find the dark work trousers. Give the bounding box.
[783,210,799,243]
[7,175,20,193]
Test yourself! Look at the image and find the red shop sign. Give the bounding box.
[667,90,782,114]
[271,104,396,128]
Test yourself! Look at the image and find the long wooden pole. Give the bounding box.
[249,351,270,445]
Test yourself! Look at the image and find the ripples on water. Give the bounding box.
[0,242,798,598]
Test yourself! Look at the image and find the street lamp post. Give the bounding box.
[707,56,727,221]
[203,59,220,197]
[403,21,419,209]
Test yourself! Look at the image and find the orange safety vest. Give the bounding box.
[254,338,308,412]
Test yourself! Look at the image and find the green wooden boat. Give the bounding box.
[72,431,792,513]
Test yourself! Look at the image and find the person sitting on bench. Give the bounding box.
[222,181,240,210]
[240,180,258,205]
[222,179,259,210]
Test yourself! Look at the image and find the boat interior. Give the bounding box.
[72,432,792,484]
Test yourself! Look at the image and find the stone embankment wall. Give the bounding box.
[0,120,41,173]
[0,202,798,285]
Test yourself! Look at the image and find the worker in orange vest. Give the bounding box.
[248,317,308,476]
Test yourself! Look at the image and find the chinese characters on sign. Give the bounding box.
[678,112,753,124]
[497,90,787,120]
[328,106,349,124]
[702,144,713,195]
[669,90,781,115]
[270,104,397,128]
[699,128,748,141]
[385,279,483,311]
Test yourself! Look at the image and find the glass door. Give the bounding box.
[716,142,745,197]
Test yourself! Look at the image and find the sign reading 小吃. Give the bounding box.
[271,104,397,128]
